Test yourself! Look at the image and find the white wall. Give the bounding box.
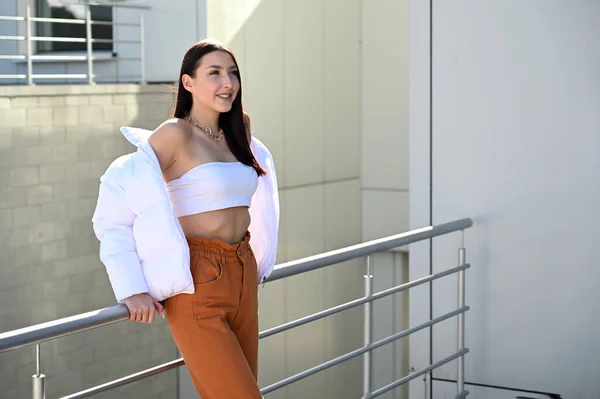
[199,1,414,397]
[362,0,410,241]
[361,0,411,398]
[202,1,364,398]
[407,1,433,398]
[410,1,600,398]
[116,0,207,83]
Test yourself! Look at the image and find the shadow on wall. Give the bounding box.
[0,84,178,399]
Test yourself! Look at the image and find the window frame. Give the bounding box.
[33,0,115,55]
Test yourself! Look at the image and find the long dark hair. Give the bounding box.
[173,39,265,176]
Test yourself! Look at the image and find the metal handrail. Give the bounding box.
[260,263,470,339]
[0,2,148,85]
[0,305,129,353]
[86,2,151,10]
[261,307,470,396]
[32,37,87,43]
[0,35,25,40]
[0,16,24,21]
[30,16,86,24]
[269,218,472,281]
[0,218,473,398]
[0,219,471,352]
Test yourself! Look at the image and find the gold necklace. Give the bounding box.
[185,115,224,141]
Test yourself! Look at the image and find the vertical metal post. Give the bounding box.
[139,12,146,85]
[114,6,119,83]
[457,233,466,396]
[363,255,373,399]
[85,5,94,85]
[26,5,33,85]
[32,344,45,399]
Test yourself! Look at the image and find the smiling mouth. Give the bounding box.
[217,94,232,100]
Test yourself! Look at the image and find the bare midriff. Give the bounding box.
[177,206,251,245]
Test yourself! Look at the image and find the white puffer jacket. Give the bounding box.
[91,126,280,303]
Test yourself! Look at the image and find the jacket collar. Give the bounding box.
[120,126,152,147]
[120,126,162,172]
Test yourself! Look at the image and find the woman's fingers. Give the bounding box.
[147,306,155,324]
[153,299,165,319]
[142,306,150,323]
[124,293,158,323]
[136,308,144,322]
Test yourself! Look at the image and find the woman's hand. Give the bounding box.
[123,293,165,323]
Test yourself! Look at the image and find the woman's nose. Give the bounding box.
[222,75,232,88]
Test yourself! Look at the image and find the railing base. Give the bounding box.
[32,373,45,399]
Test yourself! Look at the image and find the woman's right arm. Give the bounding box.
[92,121,186,323]
[92,162,163,323]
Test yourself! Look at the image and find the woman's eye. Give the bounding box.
[210,70,219,75]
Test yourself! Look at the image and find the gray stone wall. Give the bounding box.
[0,84,178,399]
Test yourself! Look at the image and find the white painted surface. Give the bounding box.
[410,1,600,398]
[126,0,206,82]
[361,0,411,397]
[408,0,433,397]
[197,1,364,398]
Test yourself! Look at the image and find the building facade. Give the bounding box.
[0,1,411,398]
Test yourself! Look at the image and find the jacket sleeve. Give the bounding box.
[249,137,280,283]
[92,161,149,302]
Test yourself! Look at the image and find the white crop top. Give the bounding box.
[166,161,259,217]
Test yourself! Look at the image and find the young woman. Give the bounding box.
[92,39,279,398]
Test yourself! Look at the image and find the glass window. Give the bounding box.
[36,0,113,52]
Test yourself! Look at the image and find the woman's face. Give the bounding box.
[183,50,240,114]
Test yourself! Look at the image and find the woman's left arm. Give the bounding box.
[247,121,280,283]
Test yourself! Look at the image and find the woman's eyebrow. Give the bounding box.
[206,65,238,70]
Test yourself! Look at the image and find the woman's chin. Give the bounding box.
[214,104,233,113]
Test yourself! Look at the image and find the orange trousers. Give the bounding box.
[165,232,262,399]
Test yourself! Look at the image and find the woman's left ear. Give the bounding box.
[182,74,194,92]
